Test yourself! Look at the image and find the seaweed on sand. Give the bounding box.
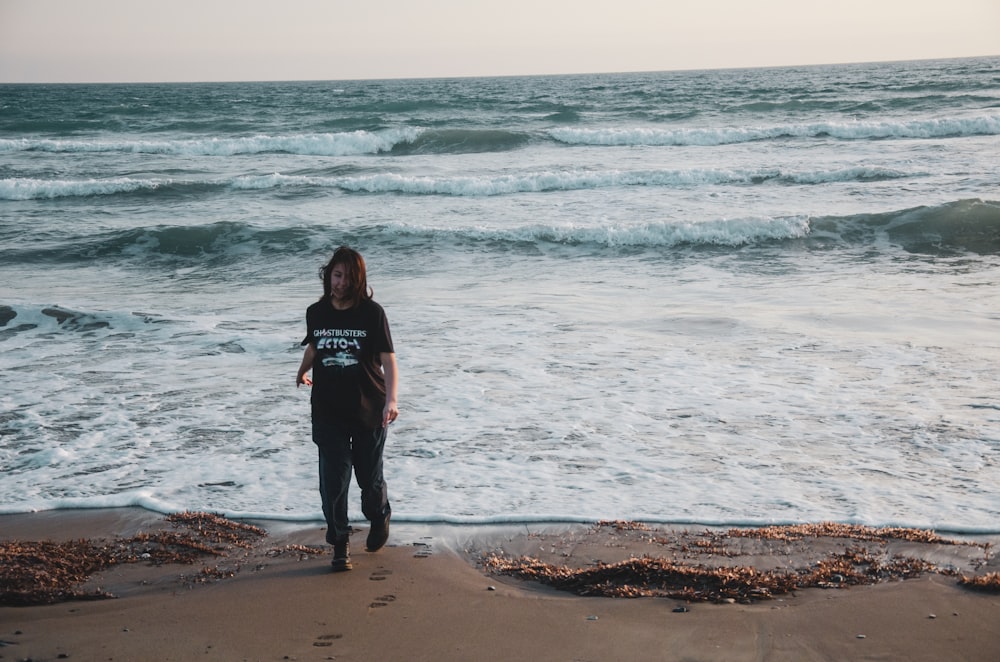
[0,511,270,606]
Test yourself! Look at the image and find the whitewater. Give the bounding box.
[1,57,998,532]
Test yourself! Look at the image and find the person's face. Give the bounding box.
[329,265,349,301]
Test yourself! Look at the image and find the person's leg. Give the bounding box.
[351,422,391,551]
[312,419,354,545]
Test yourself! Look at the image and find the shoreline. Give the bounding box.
[2,507,1000,661]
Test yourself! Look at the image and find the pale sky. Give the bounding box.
[1,0,998,83]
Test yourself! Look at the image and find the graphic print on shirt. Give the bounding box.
[315,330,366,370]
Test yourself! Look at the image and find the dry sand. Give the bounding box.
[2,508,999,661]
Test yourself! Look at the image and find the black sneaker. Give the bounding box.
[366,511,390,552]
[331,539,352,572]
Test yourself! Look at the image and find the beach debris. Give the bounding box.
[481,522,989,603]
[0,539,116,605]
[266,543,326,559]
[165,511,266,549]
[597,520,652,532]
[958,572,1000,592]
[722,522,965,545]
[589,520,990,561]
[482,554,802,602]
[0,511,268,606]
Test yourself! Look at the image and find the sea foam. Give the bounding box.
[3,60,999,531]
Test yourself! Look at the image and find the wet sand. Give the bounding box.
[2,508,999,661]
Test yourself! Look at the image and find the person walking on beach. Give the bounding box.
[296,246,399,571]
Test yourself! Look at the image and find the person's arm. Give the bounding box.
[380,351,399,427]
[297,343,316,387]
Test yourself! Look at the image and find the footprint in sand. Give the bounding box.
[369,568,392,581]
[369,594,397,608]
[313,633,343,647]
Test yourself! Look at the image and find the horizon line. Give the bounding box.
[2,53,997,86]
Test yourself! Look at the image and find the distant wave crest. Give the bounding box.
[549,114,1000,146]
[0,127,422,157]
[1,165,917,200]
[389,128,532,154]
[3,113,996,160]
[0,177,163,200]
[0,127,528,158]
[391,215,814,248]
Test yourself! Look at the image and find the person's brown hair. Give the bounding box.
[319,246,372,307]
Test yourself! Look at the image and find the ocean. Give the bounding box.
[1,57,998,533]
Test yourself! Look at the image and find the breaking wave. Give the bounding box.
[5,200,996,266]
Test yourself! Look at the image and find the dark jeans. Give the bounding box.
[312,417,390,544]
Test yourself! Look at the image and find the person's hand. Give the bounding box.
[297,373,312,387]
[382,400,399,427]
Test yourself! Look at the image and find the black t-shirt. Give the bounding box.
[302,298,394,428]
